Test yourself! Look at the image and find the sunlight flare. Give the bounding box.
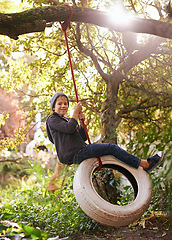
[108,4,132,26]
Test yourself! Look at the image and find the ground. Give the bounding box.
[72,216,171,240]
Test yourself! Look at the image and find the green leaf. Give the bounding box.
[22,224,42,239]
[0,224,8,231]
[1,203,15,210]
[0,213,14,220]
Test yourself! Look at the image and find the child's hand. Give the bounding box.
[72,102,82,121]
[74,102,82,114]
[79,112,85,121]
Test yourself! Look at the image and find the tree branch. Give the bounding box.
[120,37,165,74]
[0,5,172,40]
[117,101,172,119]
[75,23,110,82]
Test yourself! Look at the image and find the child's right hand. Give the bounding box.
[72,102,82,121]
[74,102,82,114]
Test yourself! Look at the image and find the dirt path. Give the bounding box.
[72,216,171,239]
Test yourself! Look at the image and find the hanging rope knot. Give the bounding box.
[60,4,73,32]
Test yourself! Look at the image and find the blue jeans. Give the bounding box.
[71,143,141,169]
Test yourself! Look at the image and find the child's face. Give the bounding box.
[53,96,69,116]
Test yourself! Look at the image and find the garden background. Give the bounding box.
[0,0,171,239]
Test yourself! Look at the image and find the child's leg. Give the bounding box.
[72,143,141,169]
[46,161,63,192]
[72,144,163,172]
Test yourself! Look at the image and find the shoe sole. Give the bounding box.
[147,152,165,173]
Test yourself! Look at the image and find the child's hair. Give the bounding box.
[49,92,69,111]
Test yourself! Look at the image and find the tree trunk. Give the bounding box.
[101,73,122,144]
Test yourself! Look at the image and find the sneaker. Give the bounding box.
[144,152,164,173]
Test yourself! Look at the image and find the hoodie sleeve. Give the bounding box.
[47,114,78,134]
[46,121,54,143]
[78,126,88,141]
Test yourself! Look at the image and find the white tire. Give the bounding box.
[73,155,152,227]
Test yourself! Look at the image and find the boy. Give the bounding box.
[46,92,164,172]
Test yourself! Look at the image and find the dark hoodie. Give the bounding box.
[46,92,87,164]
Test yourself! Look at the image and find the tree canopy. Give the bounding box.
[0,0,171,158]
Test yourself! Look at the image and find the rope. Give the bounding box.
[59,5,102,171]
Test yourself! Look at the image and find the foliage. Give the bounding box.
[0,155,100,238]
[0,90,25,138]
[0,0,171,237]
[124,116,172,215]
[124,118,172,181]
[149,168,172,214]
[125,114,171,150]
[125,118,172,215]
[0,220,49,240]
[1,150,171,239]
[0,0,171,149]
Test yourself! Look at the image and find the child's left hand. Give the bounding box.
[79,112,85,121]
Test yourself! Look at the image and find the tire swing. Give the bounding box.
[73,156,152,227]
[60,6,152,227]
